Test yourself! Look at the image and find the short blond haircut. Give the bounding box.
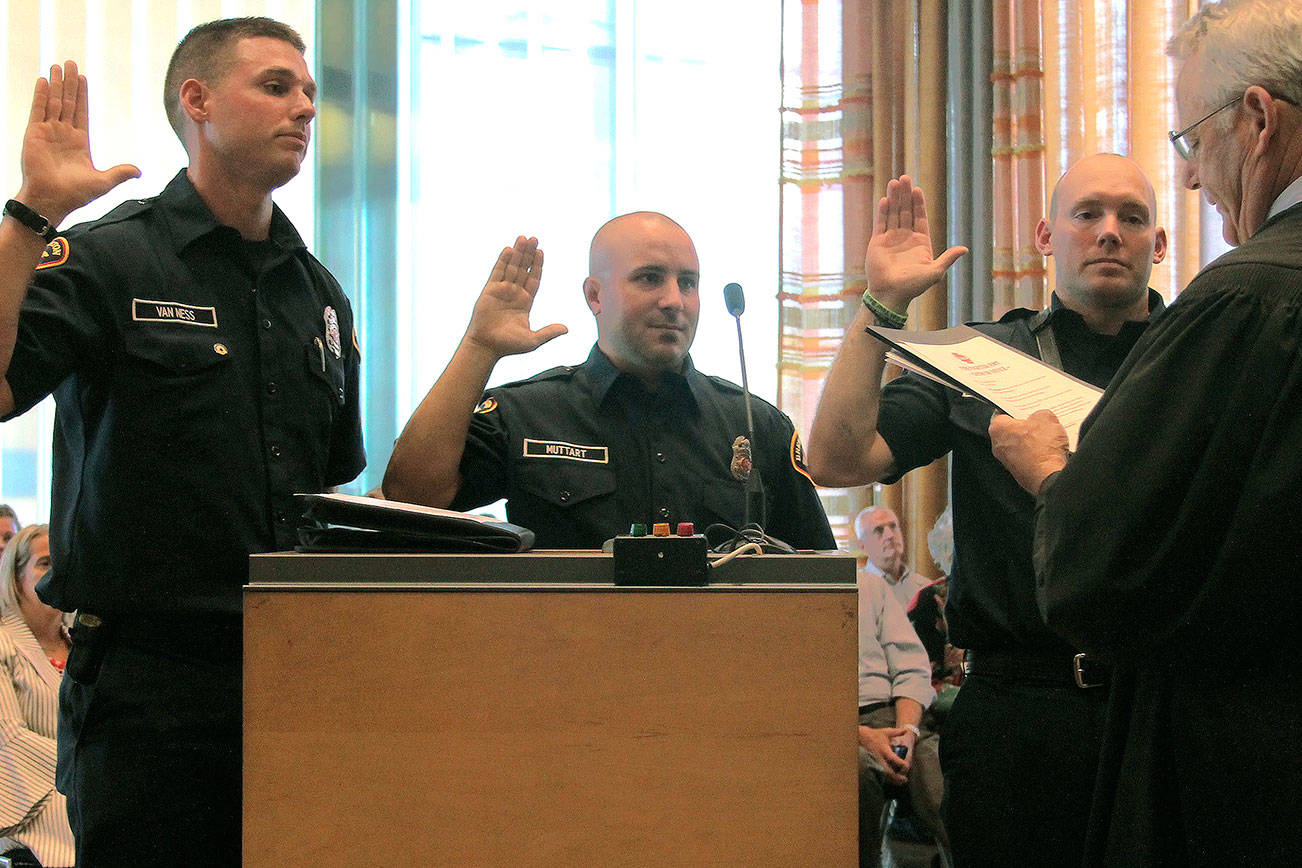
[164,16,306,143]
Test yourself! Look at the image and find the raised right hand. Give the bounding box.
[464,236,568,358]
[864,175,968,312]
[17,61,141,227]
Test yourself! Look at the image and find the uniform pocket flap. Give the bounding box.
[123,329,231,374]
[515,457,617,509]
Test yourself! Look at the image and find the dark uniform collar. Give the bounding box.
[1052,286,1166,321]
[1019,287,1166,339]
[578,344,705,411]
[154,169,308,256]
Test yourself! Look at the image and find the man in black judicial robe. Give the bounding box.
[989,2,1302,863]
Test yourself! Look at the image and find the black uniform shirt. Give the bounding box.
[3,171,366,615]
[452,345,836,550]
[875,290,1165,652]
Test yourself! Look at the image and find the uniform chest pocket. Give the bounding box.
[305,337,346,405]
[122,329,232,376]
[117,329,234,443]
[515,456,617,509]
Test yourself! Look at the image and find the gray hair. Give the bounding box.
[1169,0,1302,112]
[853,505,896,540]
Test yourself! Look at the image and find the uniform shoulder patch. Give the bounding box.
[35,236,70,270]
[474,397,498,414]
[790,431,815,483]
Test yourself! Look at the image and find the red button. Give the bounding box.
[677,522,694,536]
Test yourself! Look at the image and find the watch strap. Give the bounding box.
[4,198,58,243]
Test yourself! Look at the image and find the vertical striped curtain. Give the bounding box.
[780,0,1209,561]
[779,0,951,573]
[991,1,1047,314]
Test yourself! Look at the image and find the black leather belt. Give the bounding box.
[963,648,1108,689]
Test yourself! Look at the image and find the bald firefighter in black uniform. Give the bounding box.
[0,18,364,866]
[384,213,834,550]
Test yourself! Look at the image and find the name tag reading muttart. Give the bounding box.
[131,298,218,327]
[523,439,609,464]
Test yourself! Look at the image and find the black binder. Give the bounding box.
[296,493,534,553]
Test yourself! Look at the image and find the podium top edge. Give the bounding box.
[248,550,858,586]
[244,582,858,593]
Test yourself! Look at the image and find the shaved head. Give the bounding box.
[1049,153,1157,219]
[582,212,700,385]
[588,212,694,278]
[1036,153,1167,331]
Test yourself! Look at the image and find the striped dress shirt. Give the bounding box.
[1,607,74,867]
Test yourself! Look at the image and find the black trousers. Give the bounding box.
[939,671,1107,867]
[58,621,241,868]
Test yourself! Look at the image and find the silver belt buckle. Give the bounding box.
[1073,652,1103,689]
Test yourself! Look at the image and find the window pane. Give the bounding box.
[0,0,316,522]
[398,1,782,419]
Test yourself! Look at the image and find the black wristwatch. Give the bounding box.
[3,198,58,243]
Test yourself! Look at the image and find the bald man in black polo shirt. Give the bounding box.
[808,157,1169,865]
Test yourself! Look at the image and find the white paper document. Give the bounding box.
[870,324,1103,451]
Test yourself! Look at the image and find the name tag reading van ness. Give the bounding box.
[132,298,218,327]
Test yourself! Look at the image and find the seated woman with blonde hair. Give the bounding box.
[1,525,74,868]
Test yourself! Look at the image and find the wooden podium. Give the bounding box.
[244,551,857,866]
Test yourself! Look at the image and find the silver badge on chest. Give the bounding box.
[323,306,342,358]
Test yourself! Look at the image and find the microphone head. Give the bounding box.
[723,282,745,316]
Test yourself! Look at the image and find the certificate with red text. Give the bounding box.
[868,324,1103,451]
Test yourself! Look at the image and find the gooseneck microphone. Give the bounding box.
[723,281,745,316]
[724,282,758,529]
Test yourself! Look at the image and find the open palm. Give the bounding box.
[19,61,139,225]
[466,237,567,357]
[865,176,968,307]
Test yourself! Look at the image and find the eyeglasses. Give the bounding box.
[1169,95,1241,160]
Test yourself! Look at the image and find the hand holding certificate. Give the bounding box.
[867,324,1103,451]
